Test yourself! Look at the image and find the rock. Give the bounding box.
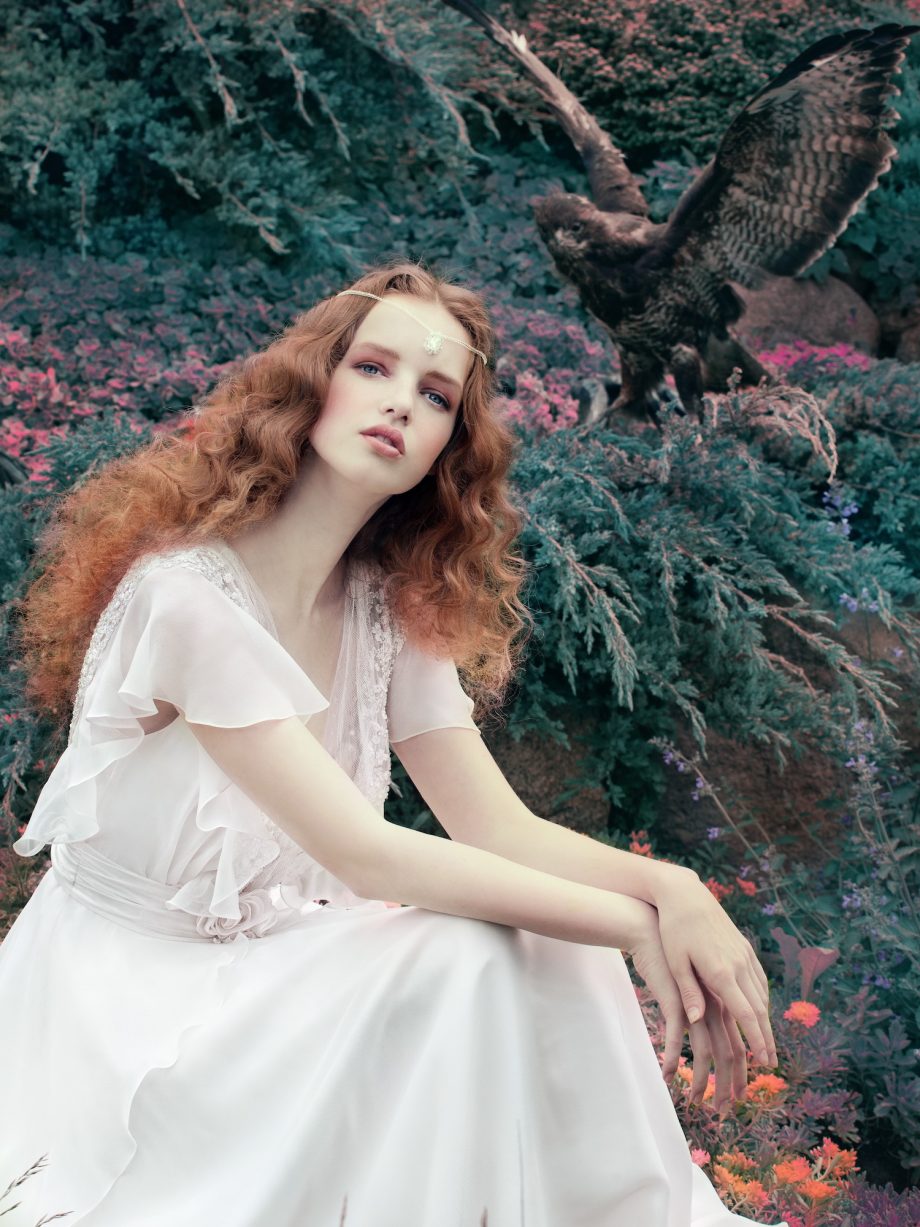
[730,275,879,355]
[484,720,609,835]
[877,300,920,360]
[896,323,920,364]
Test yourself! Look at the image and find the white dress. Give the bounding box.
[1,541,785,1227]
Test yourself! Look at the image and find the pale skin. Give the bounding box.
[166,293,777,1115]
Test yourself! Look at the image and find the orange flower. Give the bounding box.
[705,877,734,901]
[810,1139,858,1178]
[798,1179,839,1203]
[742,1180,769,1211]
[720,1150,758,1173]
[629,829,653,856]
[773,1156,811,1184]
[714,1168,768,1211]
[784,1000,821,1027]
[745,1073,788,1100]
[675,1058,715,1102]
[713,1165,745,1197]
[735,877,757,897]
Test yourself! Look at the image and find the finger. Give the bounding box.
[749,957,770,1016]
[722,1005,749,1101]
[661,1003,687,1085]
[711,974,772,1066]
[739,965,777,1064]
[744,951,769,1010]
[687,1024,712,1106]
[749,948,771,1000]
[672,958,706,1026]
[735,934,770,1002]
[705,1000,736,1115]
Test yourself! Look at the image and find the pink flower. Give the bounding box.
[690,1148,710,1166]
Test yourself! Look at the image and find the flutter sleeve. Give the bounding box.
[14,558,328,859]
[81,562,328,732]
[387,636,480,744]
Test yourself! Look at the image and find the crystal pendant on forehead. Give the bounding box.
[424,332,444,356]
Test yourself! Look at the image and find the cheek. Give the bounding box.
[419,418,456,467]
[310,386,350,437]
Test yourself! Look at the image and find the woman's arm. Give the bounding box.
[395,726,777,1068]
[393,726,693,903]
[188,713,773,1098]
[187,715,656,954]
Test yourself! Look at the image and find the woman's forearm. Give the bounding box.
[463,812,698,906]
[185,715,656,951]
[361,821,657,952]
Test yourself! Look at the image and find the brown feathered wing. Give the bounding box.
[659,24,918,287]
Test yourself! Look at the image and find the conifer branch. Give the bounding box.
[224,192,288,254]
[674,543,902,738]
[174,0,240,126]
[270,32,351,159]
[24,122,62,195]
[302,0,474,151]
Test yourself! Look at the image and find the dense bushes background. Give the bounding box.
[1,0,919,1217]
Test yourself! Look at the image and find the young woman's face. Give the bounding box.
[309,294,474,496]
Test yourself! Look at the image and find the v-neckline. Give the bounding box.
[209,539,353,711]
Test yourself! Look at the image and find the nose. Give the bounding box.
[382,379,413,423]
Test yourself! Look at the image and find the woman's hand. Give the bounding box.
[653,866,777,1071]
[627,923,752,1113]
[626,921,695,1085]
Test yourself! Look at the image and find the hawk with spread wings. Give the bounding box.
[442,2,917,428]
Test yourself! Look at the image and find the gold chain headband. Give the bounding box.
[335,290,488,366]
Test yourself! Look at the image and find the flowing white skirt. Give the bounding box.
[0,867,783,1227]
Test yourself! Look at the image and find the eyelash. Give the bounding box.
[354,361,452,411]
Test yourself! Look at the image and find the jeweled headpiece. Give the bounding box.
[335,289,488,366]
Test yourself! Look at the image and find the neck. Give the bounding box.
[225,453,389,625]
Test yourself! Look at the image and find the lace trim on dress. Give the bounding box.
[357,563,406,811]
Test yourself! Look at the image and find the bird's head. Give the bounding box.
[533,192,659,292]
[532,193,598,273]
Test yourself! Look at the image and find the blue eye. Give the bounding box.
[355,360,451,410]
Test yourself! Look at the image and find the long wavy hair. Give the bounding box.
[19,261,532,729]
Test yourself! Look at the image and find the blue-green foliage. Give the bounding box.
[2,0,920,1189]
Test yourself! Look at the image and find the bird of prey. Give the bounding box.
[441,2,918,428]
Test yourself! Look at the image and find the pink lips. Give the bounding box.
[361,427,404,455]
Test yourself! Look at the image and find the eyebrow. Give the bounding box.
[353,340,464,397]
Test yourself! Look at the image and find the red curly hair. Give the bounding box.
[19,261,532,729]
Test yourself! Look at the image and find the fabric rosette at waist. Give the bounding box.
[50,842,383,944]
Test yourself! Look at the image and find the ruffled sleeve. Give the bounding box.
[14,559,328,874]
[387,636,480,744]
[82,562,327,732]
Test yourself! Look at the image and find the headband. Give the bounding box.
[336,289,488,366]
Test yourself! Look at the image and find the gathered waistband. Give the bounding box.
[49,842,364,944]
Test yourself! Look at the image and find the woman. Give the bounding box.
[1,263,783,1226]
